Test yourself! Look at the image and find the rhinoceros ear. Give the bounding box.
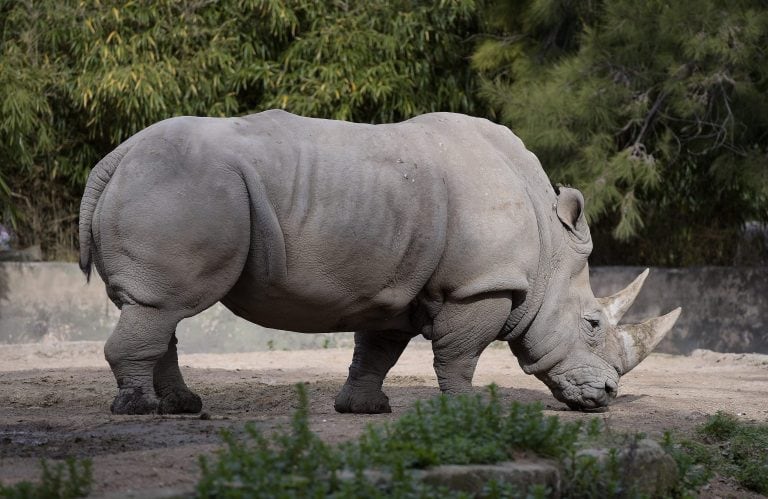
[555,187,585,232]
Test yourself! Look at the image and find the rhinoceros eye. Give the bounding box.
[582,312,605,346]
[583,312,603,333]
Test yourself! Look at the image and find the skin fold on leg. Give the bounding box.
[105,305,203,415]
[335,329,416,414]
[153,333,203,414]
[430,294,512,395]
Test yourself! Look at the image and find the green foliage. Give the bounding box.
[661,431,716,497]
[197,383,343,497]
[255,1,479,123]
[0,0,480,258]
[475,0,768,264]
[6,0,764,265]
[699,410,739,440]
[351,385,581,469]
[561,449,626,499]
[198,384,678,498]
[663,412,768,495]
[197,384,476,498]
[701,412,768,494]
[0,458,92,499]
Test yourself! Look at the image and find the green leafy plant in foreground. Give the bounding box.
[0,458,92,499]
[663,411,768,496]
[350,385,581,469]
[661,432,714,498]
[699,412,768,493]
[197,384,669,498]
[196,384,483,498]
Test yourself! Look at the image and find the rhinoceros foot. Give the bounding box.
[110,386,159,415]
[158,388,203,414]
[334,385,392,414]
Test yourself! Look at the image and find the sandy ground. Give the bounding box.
[1,341,767,497]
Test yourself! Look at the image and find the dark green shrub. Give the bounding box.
[350,386,581,469]
[198,384,679,498]
[664,413,768,495]
[0,458,92,499]
[699,411,739,441]
[475,0,768,265]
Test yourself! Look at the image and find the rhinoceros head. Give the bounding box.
[511,187,681,411]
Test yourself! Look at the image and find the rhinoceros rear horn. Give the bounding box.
[597,268,649,326]
[612,307,682,375]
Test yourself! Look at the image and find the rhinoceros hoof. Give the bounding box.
[158,389,203,415]
[111,386,159,415]
[334,385,392,414]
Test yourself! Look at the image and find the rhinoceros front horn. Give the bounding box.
[612,308,682,375]
[597,268,649,326]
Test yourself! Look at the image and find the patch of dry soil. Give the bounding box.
[1,341,767,497]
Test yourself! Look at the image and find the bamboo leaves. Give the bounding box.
[0,0,479,256]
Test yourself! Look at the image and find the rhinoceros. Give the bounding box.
[78,110,680,415]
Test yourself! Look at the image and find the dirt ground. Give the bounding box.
[1,341,767,498]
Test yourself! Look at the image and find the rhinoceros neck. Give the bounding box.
[499,186,555,342]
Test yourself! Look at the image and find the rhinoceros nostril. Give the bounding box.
[605,379,618,398]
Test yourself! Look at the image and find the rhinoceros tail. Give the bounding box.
[78,148,125,282]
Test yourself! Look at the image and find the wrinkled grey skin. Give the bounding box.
[79,110,676,415]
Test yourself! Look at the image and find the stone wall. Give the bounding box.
[590,266,767,354]
[0,263,765,354]
[0,262,352,353]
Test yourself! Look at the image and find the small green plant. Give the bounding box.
[0,458,92,499]
[197,384,479,498]
[699,411,740,441]
[663,412,768,496]
[661,431,716,499]
[197,384,667,498]
[349,385,582,469]
[704,413,768,494]
[198,383,336,497]
[561,449,625,499]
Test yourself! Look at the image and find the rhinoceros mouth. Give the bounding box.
[573,381,618,410]
[538,363,620,411]
[566,402,610,412]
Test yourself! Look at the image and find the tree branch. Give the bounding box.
[633,90,667,148]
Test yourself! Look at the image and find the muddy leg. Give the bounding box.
[334,330,414,414]
[105,305,180,415]
[153,334,202,414]
[431,295,512,395]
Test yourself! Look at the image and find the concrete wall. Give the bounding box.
[0,262,353,353]
[590,266,767,354]
[0,262,765,354]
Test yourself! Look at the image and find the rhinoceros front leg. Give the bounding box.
[431,295,512,394]
[334,330,415,414]
[105,305,200,415]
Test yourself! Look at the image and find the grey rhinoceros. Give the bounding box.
[78,110,680,415]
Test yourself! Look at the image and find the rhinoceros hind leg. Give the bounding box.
[154,334,202,414]
[106,305,181,415]
[110,386,158,414]
[334,330,414,414]
[157,388,202,414]
[431,295,512,395]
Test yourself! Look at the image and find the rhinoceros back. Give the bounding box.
[219,111,453,332]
